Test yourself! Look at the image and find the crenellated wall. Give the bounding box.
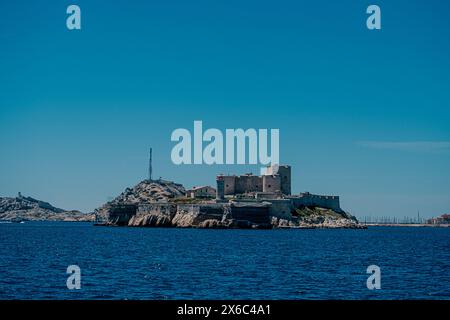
[289,193,342,212]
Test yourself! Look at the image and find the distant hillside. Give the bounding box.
[0,194,94,222]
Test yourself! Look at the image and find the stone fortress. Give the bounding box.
[103,164,350,228]
[214,164,342,220]
[217,165,292,199]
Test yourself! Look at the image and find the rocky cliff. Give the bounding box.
[116,203,363,229]
[272,206,364,229]
[94,179,186,220]
[125,202,272,229]
[0,195,94,222]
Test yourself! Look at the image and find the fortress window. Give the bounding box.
[226,184,229,187]
[268,185,271,188]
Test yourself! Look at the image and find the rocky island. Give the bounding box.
[0,193,94,222]
[0,165,365,229]
[95,165,365,229]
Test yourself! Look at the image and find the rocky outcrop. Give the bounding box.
[0,194,94,222]
[95,179,185,221]
[111,179,186,204]
[271,206,365,229]
[104,201,272,229]
[127,203,176,227]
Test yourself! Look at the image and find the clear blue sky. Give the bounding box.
[1,0,450,219]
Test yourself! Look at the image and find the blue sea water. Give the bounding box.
[0,222,449,300]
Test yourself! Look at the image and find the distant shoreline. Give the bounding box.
[3,220,449,230]
[364,223,449,228]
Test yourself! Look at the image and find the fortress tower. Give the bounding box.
[264,164,291,195]
[216,176,225,200]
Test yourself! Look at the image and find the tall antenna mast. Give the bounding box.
[148,147,153,181]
